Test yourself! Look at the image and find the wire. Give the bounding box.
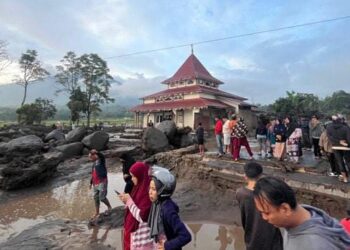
[105,15,350,59]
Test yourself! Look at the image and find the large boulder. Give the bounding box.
[66,127,87,143]
[156,120,177,141]
[82,131,109,151]
[45,129,65,142]
[0,135,43,155]
[0,151,62,190]
[56,142,84,160]
[180,134,194,148]
[142,127,170,154]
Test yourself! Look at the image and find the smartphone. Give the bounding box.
[114,190,121,195]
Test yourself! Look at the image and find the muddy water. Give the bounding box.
[0,173,125,244]
[0,172,245,249]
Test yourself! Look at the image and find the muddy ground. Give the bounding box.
[1,142,349,249]
[0,153,242,250]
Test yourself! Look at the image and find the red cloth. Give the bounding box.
[215,119,223,135]
[232,137,253,160]
[91,168,106,185]
[123,162,151,249]
[341,218,350,234]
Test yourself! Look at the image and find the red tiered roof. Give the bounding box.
[130,98,230,112]
[142,85,247,101]
[162,54,223,84]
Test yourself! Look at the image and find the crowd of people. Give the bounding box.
[197,113,350,183]
[88,148,350,250]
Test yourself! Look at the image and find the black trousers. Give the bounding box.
[333,150,350,175]
[312,138,321,156]
[326,152,340,174]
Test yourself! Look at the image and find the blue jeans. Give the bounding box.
[216,134,224,155]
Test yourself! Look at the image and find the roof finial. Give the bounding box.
[191,44,194,54]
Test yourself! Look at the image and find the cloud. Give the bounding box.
[1,0,350,106]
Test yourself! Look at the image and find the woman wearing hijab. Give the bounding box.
[119,162,154,250]
[120,153,136,193]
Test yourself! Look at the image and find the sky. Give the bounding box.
[0,0,349,105]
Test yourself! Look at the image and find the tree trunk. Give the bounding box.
[87,111,91,128]
[21,82,28,106]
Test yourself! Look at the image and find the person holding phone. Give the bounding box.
[119,162,154,250]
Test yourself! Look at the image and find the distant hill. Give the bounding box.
[0,78,138,108]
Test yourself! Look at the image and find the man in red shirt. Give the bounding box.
[214,116,224,157]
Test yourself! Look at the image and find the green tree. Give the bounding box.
[321,90,350,116]
[16,104,42,125]
[16,98,56,125]
[55,51,81,94]
[15,50,50,106]
[272,91,320,118]
[34,98,57,121]
[67,87,88,124]
[79,53,114,127]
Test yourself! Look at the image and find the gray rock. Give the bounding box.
[180,134,194,147]
[82,131,109,151]
[156,120,177,140]
[66,127,87,143]
[0,135,43,155]
[0,152,62,190]
[142,127,170,154]
[45,129,65,142]
[56,142,84,160]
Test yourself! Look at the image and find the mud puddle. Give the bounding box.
[0,173,125,243]
[0,172,245,249]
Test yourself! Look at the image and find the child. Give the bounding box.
[148,166,191,250]
[236,162,283,250]
[196,123,205,155]
[89,149,112,221]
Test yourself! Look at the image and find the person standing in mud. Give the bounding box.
[222,116,232,154]
[309,115,323,158]
[196,122,205,155]
[327,115,350,183]
[229,114,238,157]
[267,119,276,157]
[285,116,302,164]
[120,153,136,193]
[274,118,287,161]
[256,120,268,157]
[253,176,350,250]
[214,116,224,157]
[319,120,340,177]
[119,162,153,250]
[236,162,283,250]
[89,149,112,221]
[232,117,253,161]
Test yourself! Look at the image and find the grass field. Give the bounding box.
[0,117,134,128]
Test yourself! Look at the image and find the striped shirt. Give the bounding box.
[126,198,155,250]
